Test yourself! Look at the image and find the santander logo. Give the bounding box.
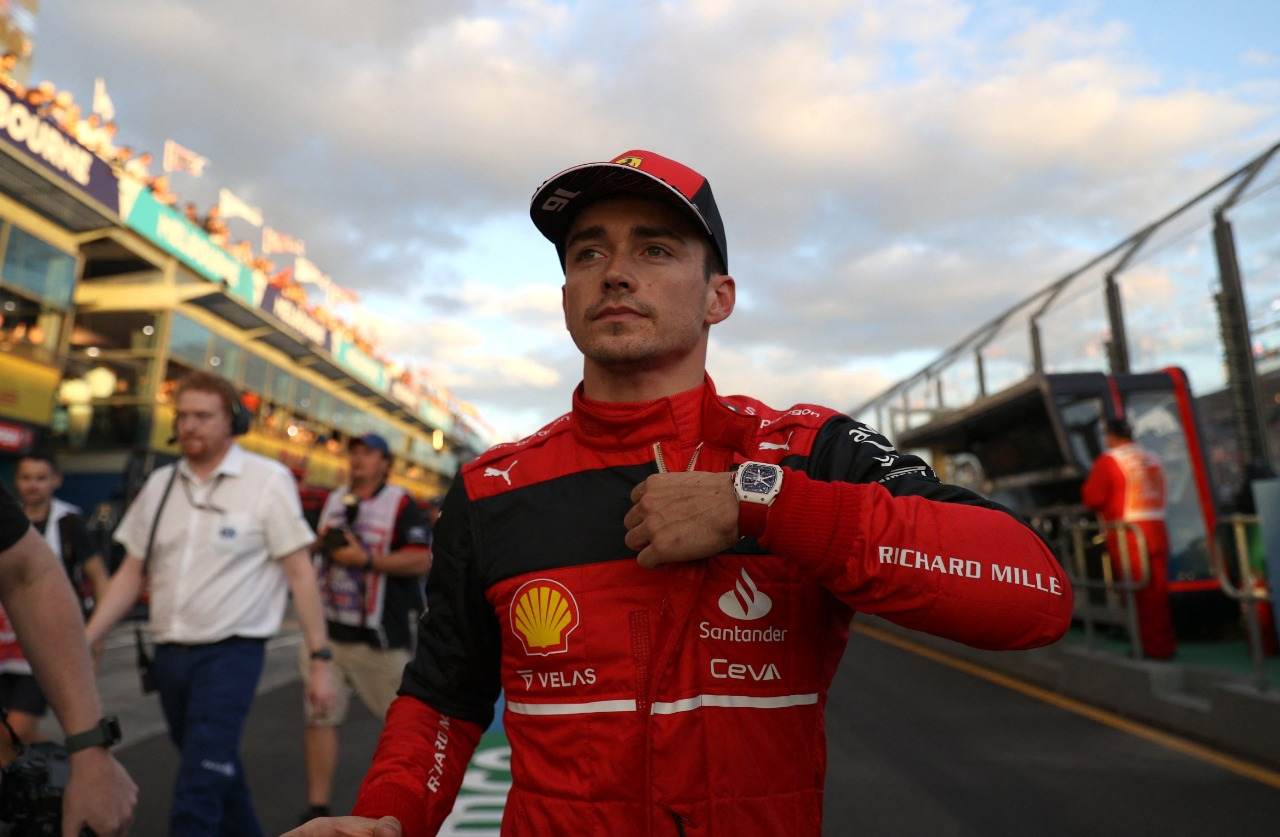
[718,568,772,621]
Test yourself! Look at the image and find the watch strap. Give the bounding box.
[65,715,121,754]
[738,501,769,539]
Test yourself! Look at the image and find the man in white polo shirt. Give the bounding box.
[87,370,337,836]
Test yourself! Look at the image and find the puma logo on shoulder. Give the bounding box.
[484,461,518,485]
[759,431,793,451]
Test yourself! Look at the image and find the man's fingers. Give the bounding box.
[635,545,669,570]
[622,502,643,534]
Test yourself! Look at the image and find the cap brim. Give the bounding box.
[531,163,716,262]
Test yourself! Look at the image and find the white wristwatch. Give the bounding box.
[735,461,784,505]
[734,462,783,537]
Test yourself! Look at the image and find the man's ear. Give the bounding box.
[705,274,735,326]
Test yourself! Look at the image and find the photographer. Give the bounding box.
[298,433,431,822]
[0,482,136,836]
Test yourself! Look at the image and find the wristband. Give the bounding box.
[738,502,770,539]
[65,715,122,754]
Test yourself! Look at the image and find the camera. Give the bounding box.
[321,527,350,553]
[0,741,72,836]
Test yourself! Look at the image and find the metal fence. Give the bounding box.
[854,139,1280,508]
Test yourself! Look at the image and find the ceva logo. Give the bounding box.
[510,578,581,656]
[718,568,772,621]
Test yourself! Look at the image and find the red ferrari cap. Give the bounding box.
[529,150,728,272]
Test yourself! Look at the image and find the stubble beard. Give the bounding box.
[576,314,684,374]
[181,436,230,469]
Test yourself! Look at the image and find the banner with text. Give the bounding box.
[119,179,256,303]
[331,336,387,393]
[261,284,332,353]
[0,89,119,214]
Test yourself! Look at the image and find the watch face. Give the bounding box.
[740,463,779,495]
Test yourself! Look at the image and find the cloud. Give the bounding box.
[31,0,1280,441]
[1242,49,1279,69]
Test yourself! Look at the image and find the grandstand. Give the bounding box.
[0,37,493,519]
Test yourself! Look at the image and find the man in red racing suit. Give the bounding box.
[293,150,1073,836]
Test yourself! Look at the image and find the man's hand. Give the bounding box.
[328,530,370,568]
[61,748,137,837]
[307,657,340,720]
[624,472,739,568]
[283,814,402,836]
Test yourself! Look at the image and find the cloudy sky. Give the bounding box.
[29,0,1280,441]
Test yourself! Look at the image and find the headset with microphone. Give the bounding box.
[168,388,253,444]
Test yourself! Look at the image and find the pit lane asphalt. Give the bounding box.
[822,623,1280,835]
[67,622,382,835]
[73,619,1280,836]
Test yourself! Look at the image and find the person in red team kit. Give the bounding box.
[1082,417,1176,659]
[290,150,1073,836]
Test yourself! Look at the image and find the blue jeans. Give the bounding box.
[152,638,266,837]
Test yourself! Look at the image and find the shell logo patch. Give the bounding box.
[510,578,581,656]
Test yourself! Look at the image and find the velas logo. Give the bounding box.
[510,579,581,656]
[718,568,772,621]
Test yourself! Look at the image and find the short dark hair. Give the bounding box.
[16,450,59,474]
[1104,417,1133,440]
[704,245,726,281]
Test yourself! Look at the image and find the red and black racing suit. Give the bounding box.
[354,378,1073,835]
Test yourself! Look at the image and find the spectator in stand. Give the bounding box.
[298,433,432,822]
[0,52,20,94]
[203,204,229,247]
[24,81,52,115]
[75,113,100,147]
[229,239,254,265]
[108,144,134,175]
[151,174,178,207]
[184,201,202,226]
[123,149,154,186]
[50,89,78,133]
[96,120,119,160]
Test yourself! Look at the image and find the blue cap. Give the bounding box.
[349,433,391,456]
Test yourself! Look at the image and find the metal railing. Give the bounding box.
[1065,519,1151,659]
[1211,515,1273,692]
